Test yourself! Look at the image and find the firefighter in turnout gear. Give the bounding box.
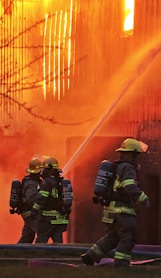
[31,157,72,243]
[18,157,42,243]
[81,138,150,267]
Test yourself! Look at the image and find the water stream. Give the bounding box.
[63,34,161,174]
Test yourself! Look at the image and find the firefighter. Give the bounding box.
[31,157,71,243]
[81,138,150,267]
[18,157,42,243]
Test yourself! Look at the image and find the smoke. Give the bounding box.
[1,1,161,243]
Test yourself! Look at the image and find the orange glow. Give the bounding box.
[42,0,74,100]
[62,11,68,96]
[67,0,73,89]
[43,14,48,100]
[1,0,161,246]
[53,11,58,98]
[48,16,52,89]
[123,0,135,35]
[58,11,62,100]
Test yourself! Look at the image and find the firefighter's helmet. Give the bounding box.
[26,158,42,173]
[43,157,60,169]
[116,138,148,153]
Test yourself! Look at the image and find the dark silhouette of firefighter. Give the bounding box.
[9,157,42,243]
[31,157,73,243]
[81,138,150,267]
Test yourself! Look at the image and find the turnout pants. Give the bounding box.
[88,213,137,266]
[18,216,38,243]
[35,220,67,243]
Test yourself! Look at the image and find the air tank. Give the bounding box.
[62,178,73,208]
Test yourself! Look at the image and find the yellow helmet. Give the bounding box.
[116,138,148,153]
[26,158,42,173]
[43,157,59,169]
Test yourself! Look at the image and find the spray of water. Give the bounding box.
[63,34,161,174]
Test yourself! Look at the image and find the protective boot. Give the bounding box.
[114,258,130,267]
[81,253,94,265]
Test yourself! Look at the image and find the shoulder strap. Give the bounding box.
[22,176,38,195]
[104,161,119,205]
[111,161,119,182]
[22,175,40,184]
[45,175,63,198]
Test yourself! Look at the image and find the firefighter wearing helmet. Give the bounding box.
[31,157,72,243]
[17,157,42,243]
[81,138,150,267]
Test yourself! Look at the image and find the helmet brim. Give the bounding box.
[26,168,41,173]
[116,148,141,152]
[43,166,61,171]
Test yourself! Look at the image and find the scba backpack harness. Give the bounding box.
[62,178,73,209]
[9,176,39,215]
[9,177,73,215]
[9,179,23,214]
[93,160,118,206]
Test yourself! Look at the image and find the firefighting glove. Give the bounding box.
[65,208,72,215]
[138,198,150,208]
[30,208,38,220]
[92,196,99,204]
[143,198,150,208]
[60,207,71,215]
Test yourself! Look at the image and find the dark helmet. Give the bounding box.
[42,157,60,169]
[26,158,42,173]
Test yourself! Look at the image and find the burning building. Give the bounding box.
[0,0,161,244]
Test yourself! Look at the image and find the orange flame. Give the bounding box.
[123,0,135,35]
